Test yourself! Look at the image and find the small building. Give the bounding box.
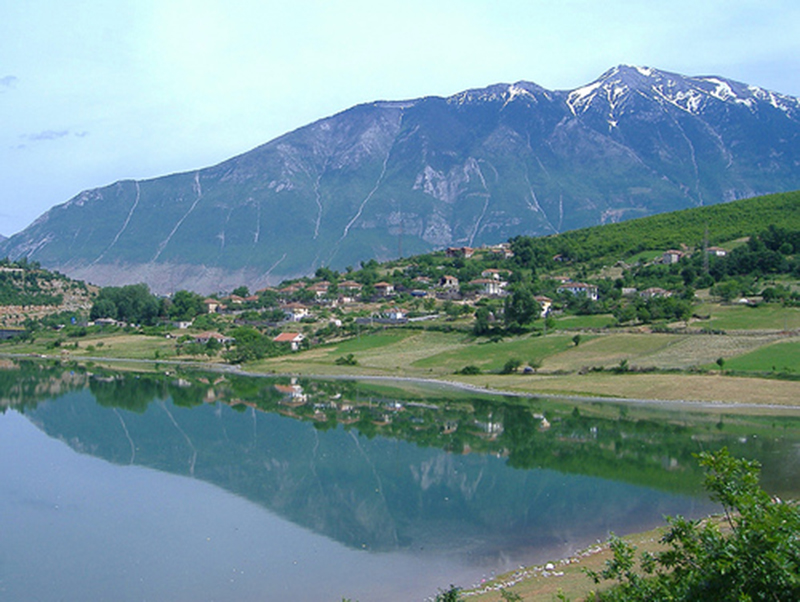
[446,246,475,258]
[204,298,223,314]
[557,282,599,301]
[339,280,363,292]
[534,296,553,316]
[383,309,408,322]
[708,246,728,257]
[283,303,310,322]
[374,282,395,296]
[439,275,459,289]
[662,250,685,264]
[273,332,305,351]
[470,278,505,296]
[194,331,234,345]
[480,268,510,281]
[640,287,672,300]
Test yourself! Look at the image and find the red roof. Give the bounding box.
[273,332,304,342]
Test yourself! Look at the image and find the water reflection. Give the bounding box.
[2,360,800,599]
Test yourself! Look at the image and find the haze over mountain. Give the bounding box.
[3,65,800,294]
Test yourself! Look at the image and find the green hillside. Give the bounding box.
[509,190,800,264]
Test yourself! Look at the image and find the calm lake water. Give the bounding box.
[2,361,799,601]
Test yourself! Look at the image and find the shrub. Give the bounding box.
[335,353,358,366]
[585,448,800,601]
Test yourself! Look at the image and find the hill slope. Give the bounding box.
[3,65,800,293]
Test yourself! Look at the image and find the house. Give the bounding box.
[204,298,223,314]
[383,308,408,322]
[439,275,459,289]
[640,287,672,300]
[484,244,514,259]
[445,246,474,258]
[338,280,363,292]
[282,303,310,322]
[469,278,505,296]
[273,331,305,351]
[307,281,330,299]
[481,268,511,281]
[194,331,234,345]
[278,283,304,297]
[93,317,122,327]
[534,296,553,316]
[374,281,395,296]
[557,282,599,301]
[708,246,728,257]
[226,294,245,305]
[662,250,685,264]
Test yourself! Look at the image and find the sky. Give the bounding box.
[2,0,800,237]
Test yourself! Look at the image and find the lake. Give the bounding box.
[2,360,799,601]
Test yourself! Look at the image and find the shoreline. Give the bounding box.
[6,351,800,412]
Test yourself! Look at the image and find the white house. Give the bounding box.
[470,278,505,296]
[557,282,599,301]
[273,331,305,351]
[534,296,553,316]
[282,303,310,322]
[662,250,685,264]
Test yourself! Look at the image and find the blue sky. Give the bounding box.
[2,0,799,236]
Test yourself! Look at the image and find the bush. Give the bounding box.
[586,448,800,601]
[335,353,358,366]
[457,365,481,375]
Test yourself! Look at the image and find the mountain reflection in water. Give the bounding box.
[2,361,800,600]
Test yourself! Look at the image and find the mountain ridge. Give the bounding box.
[3,65,800,294]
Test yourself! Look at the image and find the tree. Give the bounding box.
[232,285,250,298]
[168,290,205,321]
[504,284,539,330]
[90,283,160,325]
[586,448,800,601]
[473,306,492,336]
[572,334,582,347]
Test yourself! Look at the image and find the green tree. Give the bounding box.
[504,284,539,330]
[168,290,205,321]
[473,306,492,336]
[586,448,800,601]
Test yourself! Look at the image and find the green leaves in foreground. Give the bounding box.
[586,448,800,601]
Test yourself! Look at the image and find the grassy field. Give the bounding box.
[724,340,800,373]
[695,303,800,331]
[3,301,800,407]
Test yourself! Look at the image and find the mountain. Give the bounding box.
[3,65,800,294]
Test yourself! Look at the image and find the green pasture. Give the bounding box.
[324,329,413,355]
[552,314,617,330]
[697,303,800,331]
[723,340,800,374]
[412,333,578,373]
